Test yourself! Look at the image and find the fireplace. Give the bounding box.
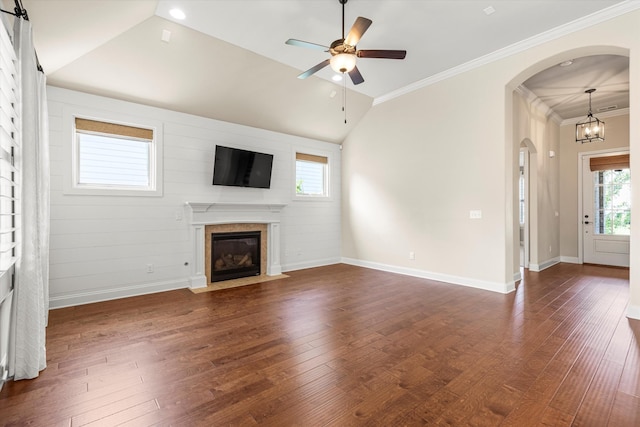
[185,202,286,289]
[211,231,261,282]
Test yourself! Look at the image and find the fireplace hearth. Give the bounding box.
[211,231,261,282]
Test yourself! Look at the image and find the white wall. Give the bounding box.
[48,87,341,308]
[342,71,514,293]
[341,8,640,317]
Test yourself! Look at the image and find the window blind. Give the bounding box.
[75,118,153,141]
[296,152,328,164]
[0,23,19,276]
[589,154,630,172]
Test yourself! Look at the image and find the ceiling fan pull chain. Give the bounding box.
[343,76,347,124]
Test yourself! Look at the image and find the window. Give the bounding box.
[75,118,153,188]
[295,152,328,197]
[65,112,163,196]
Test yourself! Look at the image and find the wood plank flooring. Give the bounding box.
[1,263,639,426]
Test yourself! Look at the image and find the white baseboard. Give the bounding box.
[49,279,189,309]
[49,257,343,308]
[513,271,522,282]
[560,256,581,264]
[627,304,640,320]
[341,257,515,294]
[529,257,560,272]
[282,257,341,273]
[189,275,207,290]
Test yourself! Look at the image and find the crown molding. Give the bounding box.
[374,1,640,106]
[561,107,629,126]
[515,85,563,125]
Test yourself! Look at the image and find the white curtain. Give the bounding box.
[9,18,50,380]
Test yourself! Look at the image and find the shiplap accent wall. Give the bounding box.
[47,87,341,308]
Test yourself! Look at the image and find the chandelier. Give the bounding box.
[575,88,605,143]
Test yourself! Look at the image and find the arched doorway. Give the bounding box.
[505,46,630,284]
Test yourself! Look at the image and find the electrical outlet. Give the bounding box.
[175,209,183,221]
[409,251,415,260]
[549,246,552,253]
[469,210,482,219]
[146,263,154,273]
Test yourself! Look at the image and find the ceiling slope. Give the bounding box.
[28,0,158,74]
[43,16,372,143]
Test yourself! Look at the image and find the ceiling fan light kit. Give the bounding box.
[576,88,605,144]
[284,0,406,85]
[330,53,356,73]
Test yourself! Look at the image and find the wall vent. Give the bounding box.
[597,105,618,112]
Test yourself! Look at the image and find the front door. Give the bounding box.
[582,155,630,267]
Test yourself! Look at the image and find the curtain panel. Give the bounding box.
[9,17,50,380]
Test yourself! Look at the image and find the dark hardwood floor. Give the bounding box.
[1,263,638,426]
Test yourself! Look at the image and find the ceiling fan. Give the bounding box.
[285,0,407,85]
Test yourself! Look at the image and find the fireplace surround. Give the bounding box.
[185,202,286,289]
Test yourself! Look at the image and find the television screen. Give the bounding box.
[212,145,273,189]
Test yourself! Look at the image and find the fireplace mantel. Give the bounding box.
[185,202,286,224]
[185,202,287,289]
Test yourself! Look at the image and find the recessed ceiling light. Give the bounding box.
[332,74,343,82]
[559,60,574,67]
[483,6,496,15]
[169,8,186,20]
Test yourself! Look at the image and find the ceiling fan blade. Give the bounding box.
[348,66,364,85]
[357,50,407,59]
[344,17,372,46]
[297,59,331,79]
[285,39,329,52]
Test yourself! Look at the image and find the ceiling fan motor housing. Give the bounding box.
[330,39,356,56]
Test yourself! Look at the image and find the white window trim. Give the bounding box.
[63,106,163,197]
[292,148,332,201]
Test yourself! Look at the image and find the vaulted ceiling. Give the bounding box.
[15,0,634,142]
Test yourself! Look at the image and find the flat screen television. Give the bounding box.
[212,145,274,189]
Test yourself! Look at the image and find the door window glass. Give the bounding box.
[593,169,630,235]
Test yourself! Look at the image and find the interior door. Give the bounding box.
[582,156,630,267]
